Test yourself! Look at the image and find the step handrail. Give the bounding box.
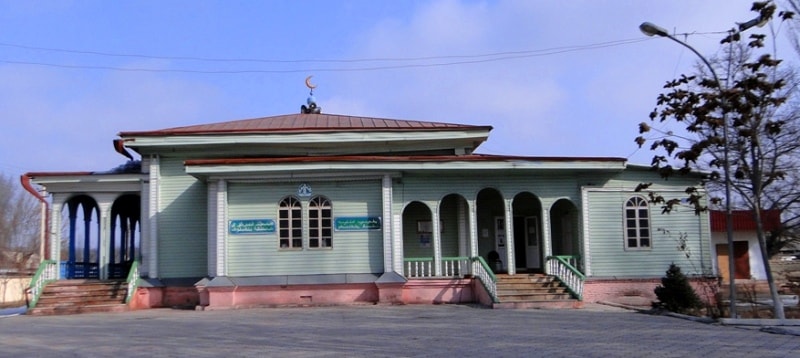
[470,256,498,303]
[546,255,585,300]
[125,260,140,304]
[27,260,58,308]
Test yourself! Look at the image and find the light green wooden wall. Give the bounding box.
[585,169,712,277]
[157,157,208,278]
[226,179,384,276]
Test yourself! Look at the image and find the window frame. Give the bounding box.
[278,196,303,250]
[623,196,651,251]
[308,195,333,249]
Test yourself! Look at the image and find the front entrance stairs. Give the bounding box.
[27,280,130,316]
[492,273,579,309]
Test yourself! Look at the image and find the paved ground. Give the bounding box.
[1,304,799,357]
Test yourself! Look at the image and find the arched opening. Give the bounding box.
[512,192,543,272]
[109,194,141,279]
[439,194,470,258]
[476,188,506,274]
[61,195,100,279]
[402,201,433,276]
[549,199,581,267]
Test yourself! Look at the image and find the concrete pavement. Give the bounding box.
[1,304,798,357]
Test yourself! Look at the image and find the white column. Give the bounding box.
[432,205,442,277]
[505,198,515,275]
[207,180,218,277]
[468,200,478,258]
[147,155,160,278]
[392,214,404,275]
[542,202,552,275]
[216,180,227,276]
[50,200,63,278]
[98,201,112,280]
[381,175,393,273]
[580,188,592,276]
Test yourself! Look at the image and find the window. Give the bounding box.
[624,196,651,249]
[279,196,302,249]
[308,196,332,248]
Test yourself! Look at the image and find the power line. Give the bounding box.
[0,37,652,74]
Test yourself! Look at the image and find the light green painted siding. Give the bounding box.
[585,189,711,278]
[226,179,384,276]
[158,157,208,278]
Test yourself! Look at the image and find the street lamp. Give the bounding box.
[639,21,738,318]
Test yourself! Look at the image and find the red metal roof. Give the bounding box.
[184,154,627,166]
[119,113,491,137]
[710,210,781,232]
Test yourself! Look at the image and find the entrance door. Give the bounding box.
[716,241,751,282]
[525,217,540,269]
[513,216,541,271]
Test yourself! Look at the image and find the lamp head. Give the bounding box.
[639,22,669,37]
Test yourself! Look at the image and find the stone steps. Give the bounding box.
[493,274,578,309]
[28,280,129,316]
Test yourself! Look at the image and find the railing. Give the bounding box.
[403,256,470,278]
[471,256,498,303]
[27,260,58,308]
[546,255,585,300]
[125,260,140,304]
[59,261,100,279]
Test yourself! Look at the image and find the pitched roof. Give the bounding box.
[119,113,491,137]
[710,210,782,232]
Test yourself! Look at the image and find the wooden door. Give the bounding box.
[716,241,751,282]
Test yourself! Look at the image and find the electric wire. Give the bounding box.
[0,37,655,74]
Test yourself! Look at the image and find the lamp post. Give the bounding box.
[639,21,740,318]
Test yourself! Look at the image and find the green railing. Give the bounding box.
[124,260,140,304]
[403,257,470,278]
[27,260,58,308]
[546,255,585,300]
[471,256,498,303]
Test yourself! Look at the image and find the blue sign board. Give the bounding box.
[334,217,381,231]
[229,219,276,235]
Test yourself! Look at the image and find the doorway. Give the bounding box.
[514,216,540,271]
[716,241,751,281]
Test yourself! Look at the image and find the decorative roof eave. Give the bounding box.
[120,129,490,151]
[184,155,627,177]
[26,172,146,183]
[24,172,146,193]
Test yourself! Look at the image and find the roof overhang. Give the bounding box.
[184,155,627,180]
[121,129,490,155]
[25,172,146,193]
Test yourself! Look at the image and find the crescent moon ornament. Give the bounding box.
[305,75,317,90]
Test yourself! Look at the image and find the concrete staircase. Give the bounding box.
[27,280,130,316]
[492,274,579,309]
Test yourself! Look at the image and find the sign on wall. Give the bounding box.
[334,217,381,231]
[229,219,276,235]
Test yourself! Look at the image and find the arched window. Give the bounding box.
[309,196,332,248]
[624,196,651,250]
[279,196,302,249]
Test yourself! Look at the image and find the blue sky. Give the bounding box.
[0,0,791,178]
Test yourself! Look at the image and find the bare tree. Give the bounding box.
[636,2,795,319]
[0,173,41,271]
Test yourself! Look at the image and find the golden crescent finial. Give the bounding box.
[305,75,317,90]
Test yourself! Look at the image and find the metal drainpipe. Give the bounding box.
[21,174,50,261]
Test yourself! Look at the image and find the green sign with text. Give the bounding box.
[334,217,381,231]
[229,219,276,235]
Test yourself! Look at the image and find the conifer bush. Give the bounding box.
[653,263,702,314]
